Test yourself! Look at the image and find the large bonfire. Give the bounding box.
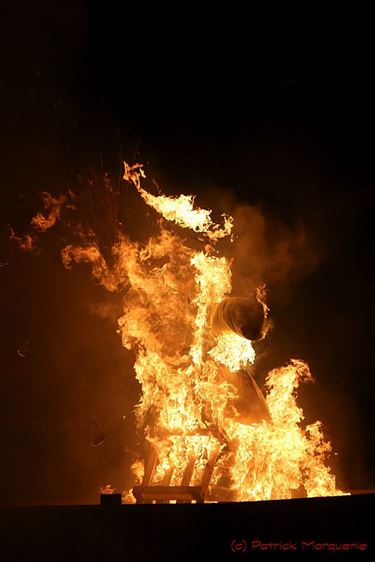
[14,163,347,502]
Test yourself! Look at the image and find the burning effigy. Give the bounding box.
[11,162,347,503]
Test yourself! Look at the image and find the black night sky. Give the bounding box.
[1,3,374,506]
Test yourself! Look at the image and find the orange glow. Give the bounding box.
[63,163,347,502]
[99,484,116,494]
[31,192,68,231]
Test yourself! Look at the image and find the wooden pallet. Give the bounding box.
[132,440,221,504]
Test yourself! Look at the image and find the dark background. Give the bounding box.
[1,3,374,505]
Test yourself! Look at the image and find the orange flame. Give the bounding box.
[123,163,233,241]
[9,228,36,252]
[99,484,115,495]
[31,192,68,231]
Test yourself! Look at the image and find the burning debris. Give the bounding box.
[11,161,347,503]
[99,484,115,494]
[16,340,30,358]
[90,434,107,448]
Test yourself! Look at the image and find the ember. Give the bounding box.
[99,484,115,495]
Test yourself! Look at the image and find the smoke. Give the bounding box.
[229,203,319,297]
[61,243,118,291]
[87,300,122,323]
[8,168,320,306]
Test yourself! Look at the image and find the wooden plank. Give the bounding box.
[142,446,158,487]
[154,428,220,438]
[176,456,196,504]
[158,467,174,504]
[161,468,174,486]
[200,444,221,498]
[181,456,196,486]
[132,486,204,503]
[135,437,224,504]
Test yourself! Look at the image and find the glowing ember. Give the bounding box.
[100,484,115,494]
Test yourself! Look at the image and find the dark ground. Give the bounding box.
[0,494,374,562]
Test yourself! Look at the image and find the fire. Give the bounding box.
[13,161,347,502]
[224,360,341,501]
[99,484,115,495]
[123,162,233,241]
[117,163,345,501]
[9,227,35,252]
[31,192,68,232]
[208,332,256,372]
